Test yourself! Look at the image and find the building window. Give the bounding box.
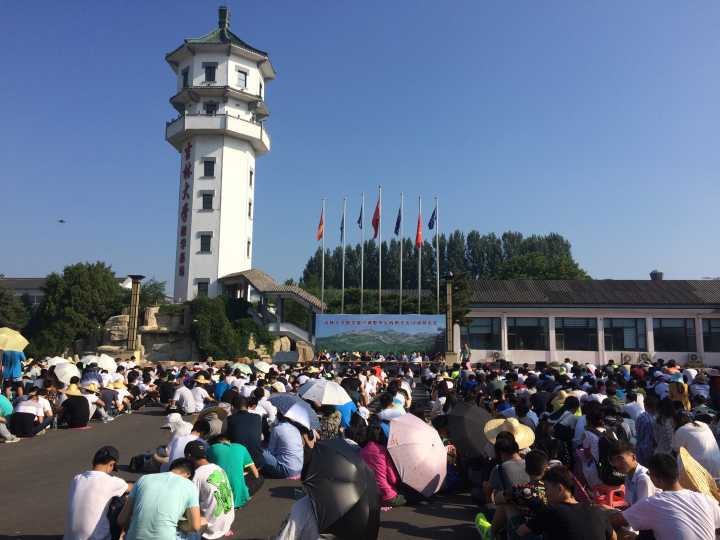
[703,319,720,352]
[654,318,696,352]
[203,63,217,83]
[247,240,252,258]
[197,281,209,297]
[201,193,213,210]
[556,318,598,351]
[199,234,212,253]
[237,69,247,88]
[248,200,253,219]
[508,317,549,350]
[249,170,254,188]
[461,318,501,350]
[604,318,646,351]
[202,159,215,178]
[181,67,189,88]
[203,102,218,116]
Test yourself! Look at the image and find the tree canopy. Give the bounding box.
[0,287,30,330]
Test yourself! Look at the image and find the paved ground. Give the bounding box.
[0,408,479,540]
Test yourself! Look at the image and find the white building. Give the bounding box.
[460,275,720,366]
[165,6,275,302]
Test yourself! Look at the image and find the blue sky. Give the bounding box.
[2,1,720,291]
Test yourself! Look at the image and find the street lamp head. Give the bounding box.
[444,271,454,280]
[128,275,145,282]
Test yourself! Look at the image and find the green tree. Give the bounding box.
[121,279,169,314]
[26,262,124,357]
[496,253,589,279]
[0,287,30,329]
[190,296,243,359]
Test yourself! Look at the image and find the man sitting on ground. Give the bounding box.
[208,433,262,509]
[63,445,130,540]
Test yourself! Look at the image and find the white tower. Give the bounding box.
[165,6,275,301]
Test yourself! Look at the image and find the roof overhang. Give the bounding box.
[166,42,275,80]
[169,85,268,114]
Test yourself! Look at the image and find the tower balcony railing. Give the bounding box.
[165,112,271,154]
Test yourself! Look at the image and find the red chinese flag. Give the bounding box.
[371,199,381,239]
[415,211,423,248]
[316,209,325,241]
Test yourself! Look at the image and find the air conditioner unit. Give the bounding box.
[492,351,502,360]
[620,352,637,364]
[687,353,704,367]
[638,352,651,363]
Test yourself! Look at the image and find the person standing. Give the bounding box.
[185,440,235,539]
[2,349,25,399]
[62,446,129,540]
[118,458,202,540]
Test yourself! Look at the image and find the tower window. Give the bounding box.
[202,159,215,178]
[259,81,263,98]
[197,281,209,297]
[203,102,218,116]
[247,240,251,258]
[181,67,189,88]
[248,200,253,219]
[249,170,254,187]
[200,234,212,253]
[201,193,213,210]
[203,63,217,83]
[237,69,247,89]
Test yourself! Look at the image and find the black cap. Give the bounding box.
[93,445,120,465]
[184,440,207,460]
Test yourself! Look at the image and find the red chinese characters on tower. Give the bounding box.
[178,142,193,277]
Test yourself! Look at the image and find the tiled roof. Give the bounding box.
[185,27,269,58]
[221,269,326,311]
[468,280,720,307]
[0,277,47,290]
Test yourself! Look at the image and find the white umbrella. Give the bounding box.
[253,360,271,374]
[80,354,100,366]
[299,379,351,406]
[285,402,312,430]
[47,356,69,367]
[96,354,117,373]
[54,362,81,386]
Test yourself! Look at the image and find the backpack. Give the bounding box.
[589,426,625,486]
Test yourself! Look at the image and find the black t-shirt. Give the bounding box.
[531,391,552,414]
[158,381,175,404]
[528,502,613,540]
[225,410,265,467]
[100,388,119,408]
[62,396,91,428]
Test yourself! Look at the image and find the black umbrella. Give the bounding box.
[303,439,380,540]
[446,401,492,458]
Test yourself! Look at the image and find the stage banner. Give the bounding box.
[315,314,446,354]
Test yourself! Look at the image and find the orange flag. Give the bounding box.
[316,209,325,241]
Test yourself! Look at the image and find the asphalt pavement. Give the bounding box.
[0,408,478,540]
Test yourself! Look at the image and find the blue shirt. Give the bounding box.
[335,401,358,429]
[268,421,304,475]
[2,350,24,380]
[125,472,199,540]
[214,381,230,401]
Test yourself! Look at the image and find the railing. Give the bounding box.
[165,112,263,128]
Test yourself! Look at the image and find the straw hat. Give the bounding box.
[550,390,570,411]
[307,366,320,374]
[64,384,82,397]
[271,381,286,393]
[82,382,100,393]
[194,375,210,385]
[483,417,536,449]
[112,381,126,390]
[678,447,720,503]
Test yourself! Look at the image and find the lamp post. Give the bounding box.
[126,275,145,353]
[445,272,454,353]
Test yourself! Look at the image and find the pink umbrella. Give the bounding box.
[387,414,447,497]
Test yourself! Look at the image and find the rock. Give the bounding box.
[296,340,314,363]
[105,315,129,343]
[272,336,292,354]
[144,307,159,329]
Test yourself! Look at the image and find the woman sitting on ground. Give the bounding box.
[359,416,405,507]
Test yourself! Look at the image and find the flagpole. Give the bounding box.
[360,193,364,314]
[418,195,422,315]
[378,185,382,314]
[399,192,404,315]
[321,198,325,313]
[341,196,346,314]
[435,196,440,314]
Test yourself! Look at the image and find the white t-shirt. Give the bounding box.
[15,399,44,417]
[624,401,645,422]
[84,394,99,418]
[166,434,199,466]
[172,386,196,415]
[623,489,720,540]
[192,463,234,540]
[673,422,720,478]
[191,387,210,412]
[63,470,128,540]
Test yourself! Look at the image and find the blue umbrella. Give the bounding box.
[269,393,320,430]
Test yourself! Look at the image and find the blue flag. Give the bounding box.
[394,206,402,235]
[340,212,345,240]
[357,205,363,229]
[428,207,437,230]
